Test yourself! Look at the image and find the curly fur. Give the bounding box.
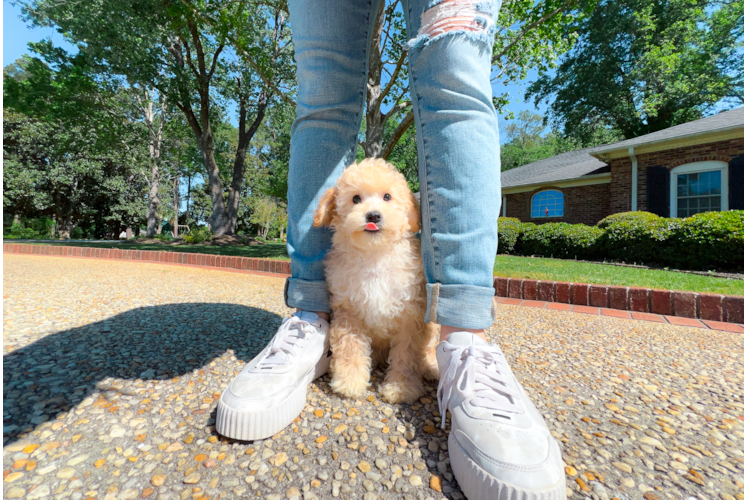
[313,158,439,403]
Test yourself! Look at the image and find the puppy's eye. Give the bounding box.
[383,193,391,201]
[352,195,361,204]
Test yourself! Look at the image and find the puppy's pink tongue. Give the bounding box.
[365,223,378,231]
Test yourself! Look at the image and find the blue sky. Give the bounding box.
[3,1,546,141]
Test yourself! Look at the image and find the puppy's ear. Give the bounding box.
[313,187,337,227]
[408,192,421,232]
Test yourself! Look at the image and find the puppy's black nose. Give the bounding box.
[366,211,381,224]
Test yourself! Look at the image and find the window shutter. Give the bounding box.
[646,166,670,217]
[728,155,744,210]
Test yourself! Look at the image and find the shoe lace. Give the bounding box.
[437,343,524,429]
[255,315,318,370]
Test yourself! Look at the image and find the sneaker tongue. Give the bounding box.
[295,311,319,323]
[447,331,488,347]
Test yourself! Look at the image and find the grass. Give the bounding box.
[25,240,291,260]
[19,241,743,295]
[494,255,743,296]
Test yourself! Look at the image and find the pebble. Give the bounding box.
[2,256,744,500]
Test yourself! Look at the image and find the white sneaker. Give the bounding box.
[216,311,331,441]
[436,332,565,499]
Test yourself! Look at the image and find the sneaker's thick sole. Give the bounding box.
[448,432,566,500]
[215,351,331,441]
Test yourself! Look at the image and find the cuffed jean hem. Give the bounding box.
[284,278,332,314]
[424,283,496,330]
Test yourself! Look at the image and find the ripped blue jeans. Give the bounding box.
[285,0,502,330]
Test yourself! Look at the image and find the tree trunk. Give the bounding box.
[364,1,386,158]
[146,161,161,237]
[173,175,181,239]
[139,86,166,238]
[126,227,133,239]
[226,88,269,235]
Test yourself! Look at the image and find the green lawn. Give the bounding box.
[494,255,743,295]
[19,241,743,295]
[26,241,291,260]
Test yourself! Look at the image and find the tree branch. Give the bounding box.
[492,1,574,65]
[375,50,407,110]
[177,0,296,107]
[381,109,414,160]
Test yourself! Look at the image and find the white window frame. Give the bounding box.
[531,189,564,218]
[669,161,728,218]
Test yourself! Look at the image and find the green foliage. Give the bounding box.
[597,212,675,265]
[6,225,41,239]
[500,111,622,171]
[517,222,602,260]
[496,218,526,254]
[502,211,744,272]
[668,211,744,272]
[182,226,213,244]
[153,232,174,242]
[527,0,744,142]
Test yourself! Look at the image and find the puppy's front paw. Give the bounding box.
[422,362,440,382]
[379,379,423,404]
[330,373,369,399]
[422,352,439,381]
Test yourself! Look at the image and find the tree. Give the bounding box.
[134,86,169,237]
[250,196,279,239]
[21,0,295,236]
[361,0,592,161]
[4,52,150,238]
[527,0,744,142]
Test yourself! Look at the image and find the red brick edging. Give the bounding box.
[494,297,743,334]
[3,243,291,275]
[493,277,744,325]
[4,244,743,325]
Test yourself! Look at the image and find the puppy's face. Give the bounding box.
[313,158,420,250]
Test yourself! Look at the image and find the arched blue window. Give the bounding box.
[531,190,564,218]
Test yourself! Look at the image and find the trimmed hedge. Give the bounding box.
[597,212,677,266]
[517,222,602,260]
[497,210,744,272]
[496,218,525,254]
[668,211,744,272]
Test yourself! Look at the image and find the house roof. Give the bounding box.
[501,148,609,188]
[501,108,744,189]
[590,107,744,156]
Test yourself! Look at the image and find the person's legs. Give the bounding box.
[402,1,566,497]
[285,0,383,315]
[403,0,502,333]
[217,0,383,441]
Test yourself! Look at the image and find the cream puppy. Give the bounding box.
[313,158,439,404]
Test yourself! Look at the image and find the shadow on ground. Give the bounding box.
[3,303,282,446]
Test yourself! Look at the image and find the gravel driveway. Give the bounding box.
[3,255,744,500]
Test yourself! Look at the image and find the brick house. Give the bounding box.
[501,108,744,225]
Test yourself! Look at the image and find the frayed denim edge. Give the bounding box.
[404,24,497,52]
[424,0,494,12]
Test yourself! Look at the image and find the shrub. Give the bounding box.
[596,211,662,229]
[496,218,524,254]
[597,211,676,265]
[5,224,41,239]
[667,210,744,272]
[153,232,174,242]
[182,226,213,244]
[516,222,602,260]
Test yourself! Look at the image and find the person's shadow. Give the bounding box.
[3,303,283,446]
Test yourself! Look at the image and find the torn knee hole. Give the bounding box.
[418,0,491,38]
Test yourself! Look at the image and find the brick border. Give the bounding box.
[4,244,743,325]
[3,243,291,276]
[495,297,743,333]
[494,277,743,325]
